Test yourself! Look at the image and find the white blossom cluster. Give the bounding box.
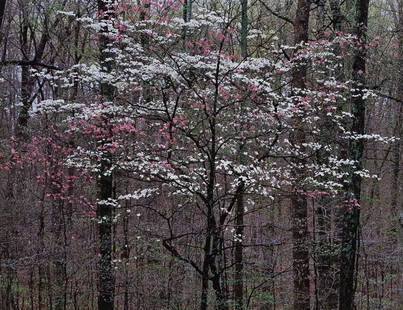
[30,6,394,230]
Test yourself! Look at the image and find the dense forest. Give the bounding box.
[0,0,402,309]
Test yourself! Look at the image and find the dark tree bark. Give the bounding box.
[234,0,248,309]
[182,0,192,43]
[96,1,116,310]
[200,244,210,310]
[0,0,6,46]
[338,1,369,309]
[16,19,34,139]
[0,0,6,29]
[122,209,130,310]
[97,157,114,310]
[329,0,344,32]
[291,1,311,310]
[392,1,403,306]
[16,6,52,138]
[200,109,219,310]
[199,161,216,310]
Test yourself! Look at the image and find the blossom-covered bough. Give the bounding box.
[15,0,395,308]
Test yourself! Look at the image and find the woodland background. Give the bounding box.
[0,0,402,310]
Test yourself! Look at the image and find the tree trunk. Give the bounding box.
[338,1,369,309]
[182,0,191,43]
[393,1,403,306]
[0,0,7,44]
[292,1,311,310]
[96,1,115,310]
[200,200,214,310]
[16,20,33,139]
[234,184,244,310]
[16,5,50,138]
[200,147,216,310]
[329,0,344,32]
[234,0,248,308]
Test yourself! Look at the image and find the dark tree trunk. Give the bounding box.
[200,152,216,310]
[392,1,403,307]
[96,1,115,310]
[16,6,50,139]
[291,1,311,310]
[182,0,191,42]
[0,0,6,27]
[200,233,211,310]
[338,1,369,309]
[200,193,214,310]
[0,0,6,46]
[97,165,114,310]
[53,200,67,310]
[122,201,130,310]
[16,20,33,139]
[234,184,244,310]
[234,0,248,308]
[329,0,344,32]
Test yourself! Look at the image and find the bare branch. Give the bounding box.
[258,0,294,25]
